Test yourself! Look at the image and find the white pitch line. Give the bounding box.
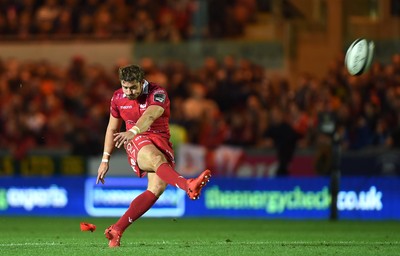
[0,241,399,247]
[0,242,62,247]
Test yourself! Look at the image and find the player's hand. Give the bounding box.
[113,131,135,148]
[96,162,109,184]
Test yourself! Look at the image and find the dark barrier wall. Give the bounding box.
[0,155,86,176]
[134,41,284,69]
[1,148,400,177]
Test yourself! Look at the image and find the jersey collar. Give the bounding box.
[142,80,149,94]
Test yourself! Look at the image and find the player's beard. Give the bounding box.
[127,94,138,100]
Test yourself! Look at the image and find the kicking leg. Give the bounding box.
[138,144,212,200]
[138,144,188,190]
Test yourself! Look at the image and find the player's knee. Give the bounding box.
[152,154,167,169]
[148,181,167,197]
[138,148,168,172]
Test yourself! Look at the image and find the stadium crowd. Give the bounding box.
[0,0,259,40]
[1,53,400,160]
[0,0,399,165]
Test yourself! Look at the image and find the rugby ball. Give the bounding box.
[345,38,375,76]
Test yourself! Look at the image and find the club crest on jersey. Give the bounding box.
[154,93,166,103]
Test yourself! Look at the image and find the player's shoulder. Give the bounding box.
[148,82,167,94]
[148,82,168,97]
[111,88,124,101]
[147,82,169,103]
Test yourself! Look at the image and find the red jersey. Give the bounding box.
[110,81,171,139]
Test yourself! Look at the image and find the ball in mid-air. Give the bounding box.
[345,38,375,76]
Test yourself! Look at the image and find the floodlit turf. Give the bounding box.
[0,217,399,256]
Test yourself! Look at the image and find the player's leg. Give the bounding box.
[138,144,211,200]
[114,173,166,230]
[137,144,189,190]
[105,173,167,248]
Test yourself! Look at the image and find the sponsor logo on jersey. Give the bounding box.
[120,105,133,109]
[139,103,147,109]
[138,140,151,146]
[114,93,124,100]
[126,142,135,155]
[154,93,166,103]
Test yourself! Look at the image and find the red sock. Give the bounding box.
[156,163,188,191]
[114,190,158,232]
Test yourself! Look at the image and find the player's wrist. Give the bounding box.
[128,126,141,136]
[102,152,111,163]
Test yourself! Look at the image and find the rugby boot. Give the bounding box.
[104,225,122,248]
[187,169,211,200]
[80,222,96,232]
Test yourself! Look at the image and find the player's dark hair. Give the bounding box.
[118,65,145,82]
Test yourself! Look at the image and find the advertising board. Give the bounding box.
[0,177,398,220]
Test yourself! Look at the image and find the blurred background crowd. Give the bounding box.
[0,0,263,40]
[1,53,400,160]
[0,0,399,167]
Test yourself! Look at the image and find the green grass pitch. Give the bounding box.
[0,217,399,256]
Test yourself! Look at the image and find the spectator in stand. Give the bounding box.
[2,0,20,35]
[139,57,169,88]
[92,4,112,38]
[164,60,190,99]
[389,121,400,149]
[34,0,60,36]
[288,101,312,148]
[211,56,238,112]
[106,0,129,35]
[77,0,98,35]
[77,13,94,35]
[54,8,73,36]
[261,106,300,176]
[247,94,269,145]
[19,0,37,16]
[0,11,7,35]
[181,81,220,143]
[227,1,251,37]
[372,117,391,147]
[166,0,194,40]
[206,0,230,38]
[17,10,35,38]
[156,8,182,42]
[132,0,161,19]
[128,10,156,41]
[197,57,220,99]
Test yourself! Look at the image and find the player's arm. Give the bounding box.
[134,105,164,134]
[96,114,123,184]
[114,105,164,148]
[104,114,123,156]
